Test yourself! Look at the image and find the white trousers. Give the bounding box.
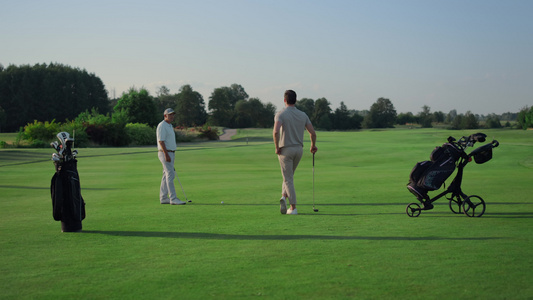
[158,152,179,202]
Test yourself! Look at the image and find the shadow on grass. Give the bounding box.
[83,230,505,241]
[0,185,120,191]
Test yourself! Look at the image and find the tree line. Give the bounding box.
[1,63,532,134]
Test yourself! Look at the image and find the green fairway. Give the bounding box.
[1,128,532,299]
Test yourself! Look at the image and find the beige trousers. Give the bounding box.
[278,146,303,205]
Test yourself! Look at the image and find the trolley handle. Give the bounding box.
[491,140,499,148]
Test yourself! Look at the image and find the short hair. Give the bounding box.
[284,90,297,105]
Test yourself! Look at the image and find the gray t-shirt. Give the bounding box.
[275,106,311,148]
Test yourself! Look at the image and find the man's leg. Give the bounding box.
[159,152,179,203]
[279,147,303,207]
[158,152,170,203]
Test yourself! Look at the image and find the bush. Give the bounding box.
[176,130,195,142]
[126,123,156,146]
[197,125,219,140]
[60,121,89,147]
[85,123,129,146]
[22,120,60,143]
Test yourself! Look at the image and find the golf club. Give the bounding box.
[313,152,318,212]
[175,169,192,203]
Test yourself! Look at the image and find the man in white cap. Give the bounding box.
[157,108,186,205]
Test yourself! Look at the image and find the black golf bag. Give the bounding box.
[50,132,85,232]
[407,142,463,201]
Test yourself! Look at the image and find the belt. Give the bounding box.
[159,150,175,152]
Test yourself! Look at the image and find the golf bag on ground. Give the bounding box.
[50,132,85,232]
[407,142,463,201]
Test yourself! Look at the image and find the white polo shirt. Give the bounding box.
[156,120,177,151]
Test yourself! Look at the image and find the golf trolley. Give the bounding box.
[406,133,499,218]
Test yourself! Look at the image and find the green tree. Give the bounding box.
[517,106,533,129]
[484,114,503,129]
[295,98,315,118]
[155,85,178,113]
[312,98,332,126]
[418,105,433,128]
[433,111,445,123]
[113,88,158,126]
[463,111,479,129]
[175,85,207,127]
[0,63,109,132]
[208,84,249,127]
[397,112,416,125]
[446,109,457,123]
[362,97,397,128]
[332,102,351,130]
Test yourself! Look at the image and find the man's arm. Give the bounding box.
[158,140,171,162]
[306,122,317,154]
[273,120,282,155]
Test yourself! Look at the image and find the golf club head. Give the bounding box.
[52,153,61,161]
[313,208,319,212]
[50,141,60,152]
[57,132,70,149]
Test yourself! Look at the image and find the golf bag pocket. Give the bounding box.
[471,143,493,164]
[417,158,456,191]
[409,161,432,185]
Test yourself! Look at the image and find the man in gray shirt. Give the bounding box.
[273,90,317,215]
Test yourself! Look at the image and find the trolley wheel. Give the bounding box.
[447,194,463,214]
[406,203,422,217]
[462,195,486,217]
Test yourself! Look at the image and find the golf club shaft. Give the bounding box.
[312,153,315,209]
[176,175,187,200]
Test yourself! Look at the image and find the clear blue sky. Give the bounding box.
[2,0,532,115]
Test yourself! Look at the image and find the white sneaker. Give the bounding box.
[286,208,297,215]
[280,198,287,214]
[160,200,170,204]
[171,200,186,205]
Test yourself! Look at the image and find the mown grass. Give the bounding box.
[0,128,532,299]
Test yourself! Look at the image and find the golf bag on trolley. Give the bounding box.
[50,132,85,232]
[407,142,463,202]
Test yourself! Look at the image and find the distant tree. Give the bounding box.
[349,112,363,130]
[208,84,248,127]
[463,111,479,129]
[295,98,315,117]
[155,85,178,113]
[312,98,332,125]
[418,105,433,128]
[0,106,6,132]
[484,114,503,129]
[0,63,109,132]
[233,99,254,128]
[113,87,158,126]
[446,109,457,123]
[433,111,445,123]
[332,102,351,130]
[248,98,275,128]
[397,112,416,125]
[362,97,397,128]
[517,106,533,129]
[175,85,207,127]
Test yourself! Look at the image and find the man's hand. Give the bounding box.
[310,146,318,154]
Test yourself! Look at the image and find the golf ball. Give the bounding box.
[221,201,224,204]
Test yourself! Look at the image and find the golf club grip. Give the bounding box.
[313,153,315,166]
